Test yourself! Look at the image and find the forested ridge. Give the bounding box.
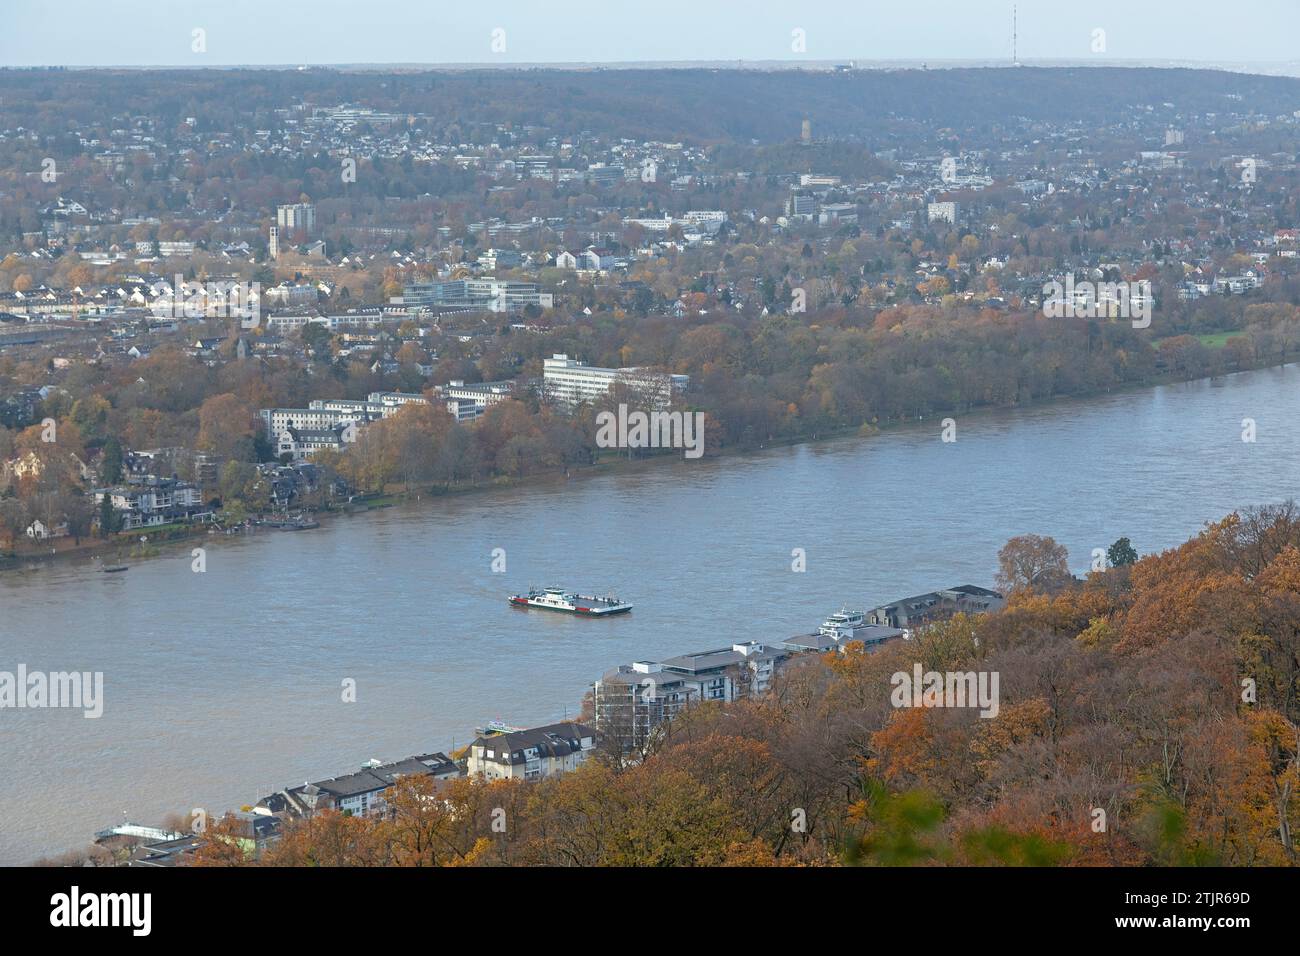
[6,66,1300,144]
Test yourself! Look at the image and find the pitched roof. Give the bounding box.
[471,721,593,765]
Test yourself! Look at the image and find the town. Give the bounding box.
[5,67,1300,555]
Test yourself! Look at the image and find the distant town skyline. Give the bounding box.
[3,0,1300,69]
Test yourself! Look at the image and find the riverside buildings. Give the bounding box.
[542,353,689,408]
[593,587,996,751]
[261,383,516,458]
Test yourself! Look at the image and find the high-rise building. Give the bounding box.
[276,202,316,235]
[928,201,958,224]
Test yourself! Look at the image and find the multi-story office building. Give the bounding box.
[261,390,497,452]
[402,278,552,313]
[542,353,688,408]
[260,391,426,439]
[435,379,516,421]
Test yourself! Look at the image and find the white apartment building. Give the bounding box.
[276,202,316,234]
[800,174,842,187]
[276,425,354,461]
[593,641,791,752]
[542,353,688,408]
[264,312,394,335]
[262,390,492,443]
[261,392,415,438]
[261,404,370,438]
[928,201,957,224]
[437,379,514,421]
[680,210,728,224]
[263,313,314,335]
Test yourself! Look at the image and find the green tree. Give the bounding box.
[97,496,122,537]
[1107,536,1138,567]
[101,437,124,485]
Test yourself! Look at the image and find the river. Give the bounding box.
[1,363,1298,864]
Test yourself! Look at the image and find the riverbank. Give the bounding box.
[2,352,1288,575]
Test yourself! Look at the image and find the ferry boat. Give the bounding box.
[263,514,319,530]
[819,607,867,639]
[509,586,632,616]
[474,720,527,737]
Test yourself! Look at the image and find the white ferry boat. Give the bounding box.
[819,608,868,639]
[817,607,908,646]
[509,586,632,616]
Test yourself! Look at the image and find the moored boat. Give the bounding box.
[818,607,867,639]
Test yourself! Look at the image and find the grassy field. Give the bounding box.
[1191,331,1242,348]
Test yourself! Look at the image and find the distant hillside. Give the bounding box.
[5,66,1300,144]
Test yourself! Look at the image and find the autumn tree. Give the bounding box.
[996,534,1072,594]
[197,393,259,463]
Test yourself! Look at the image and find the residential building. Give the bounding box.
[0,386,41,428]
[866,584,1005,629]
[94,477,208,530]
[276,202,316,235]
[928,201,957,224]
[467,722,595,781]
[256,752,461,820]
[592,662,701,752]
[785,193,817,218]
[263,282,319,308]
[478,248,524,270]
[583,247,616,271]
[593,642,792,751]
[275,425,355,461]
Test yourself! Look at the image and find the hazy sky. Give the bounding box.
[2,0,1299,68]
